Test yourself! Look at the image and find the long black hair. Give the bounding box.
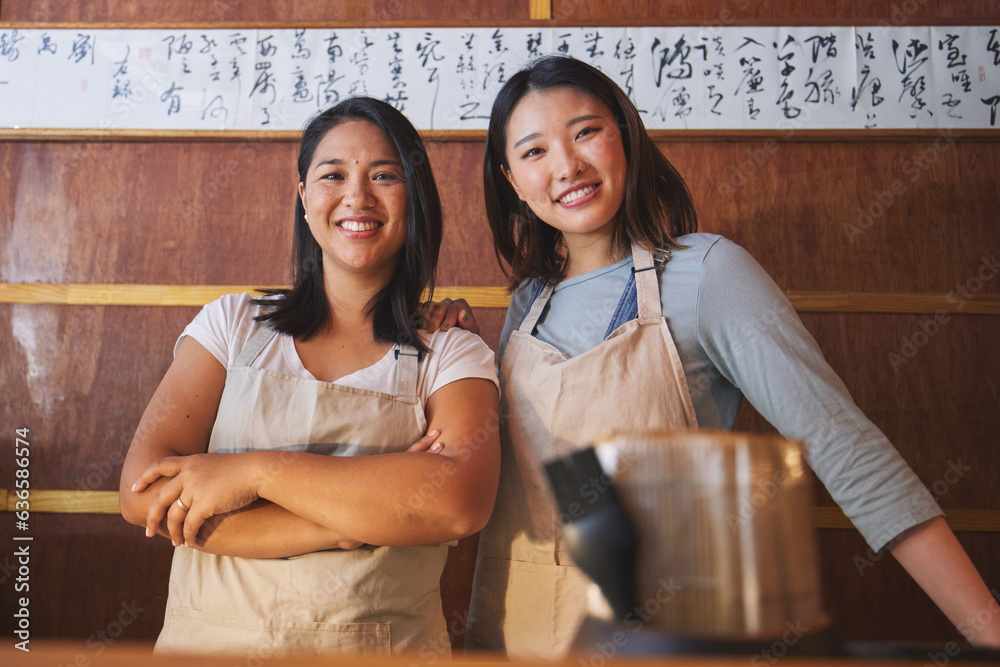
[484,55,698,290]
[254,97,442,354]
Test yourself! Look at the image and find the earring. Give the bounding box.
[304,213,308,221]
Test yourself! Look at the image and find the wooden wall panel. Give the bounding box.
[734,313,1000,510]
[0,0,530,23]
[0,142,295,285]
[0,515,173,641]
[550,0,998,23]
[0,142,507,289]
[427,143,510,291]
[733,316,1000,645]
[815,529,1000,644]
[0,304,198,490]
[4,0,995,23]
[662,140,1000,293]
[3,140,996,294]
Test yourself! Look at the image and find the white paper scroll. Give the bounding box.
[1,26,998,131]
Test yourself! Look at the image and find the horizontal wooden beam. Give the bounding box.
[811,506,1000,533]
[2,489,121,515]
[529,0,553,20]
[0,284,513,308]
[3,489,998,532]
[783,291,1000,315]
[2,283,999,314]
[2,127,998,143]
[0,19,990,29]
[0,128,484,143]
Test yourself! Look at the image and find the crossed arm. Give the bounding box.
[119,336,500,558]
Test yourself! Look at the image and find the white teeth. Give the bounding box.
[559,185,595,203]
[340,220,381,232]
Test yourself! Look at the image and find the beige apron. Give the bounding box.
[466,245,699,658]
[155,327,450,657]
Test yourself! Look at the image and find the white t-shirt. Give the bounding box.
[176,293,498,402]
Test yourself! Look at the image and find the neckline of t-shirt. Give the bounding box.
[553,255,632,292]
[279,332,396,384]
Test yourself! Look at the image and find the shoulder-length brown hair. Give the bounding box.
[484,55,697,291]
[254,97,442,354]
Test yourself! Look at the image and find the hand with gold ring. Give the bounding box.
[133,452,261,548]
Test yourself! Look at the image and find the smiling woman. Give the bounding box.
[117,97,501,659]
[298,120,409,285]
[417,56,1000,659]
[501,87,627,277]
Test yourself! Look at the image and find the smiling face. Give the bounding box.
[298,119,408,284]
[502,86,627,255]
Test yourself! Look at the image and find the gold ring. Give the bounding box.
[176,497,191,512]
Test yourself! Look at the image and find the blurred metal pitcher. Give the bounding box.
[590,429,828,641]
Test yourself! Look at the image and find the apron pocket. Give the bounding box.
[471,556,590,659]
[155,606,391,657]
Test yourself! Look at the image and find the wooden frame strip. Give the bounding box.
[3,489,998,531]
[2,128,998,143]
[3,490,121,515]
[0,284,511,308]
[529,0,553,20]
[2,283,999,314]
[0,19,989,29]
[812,506,1000,533]
[783,291,1000,315]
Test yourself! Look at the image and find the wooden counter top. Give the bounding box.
[0,641,933,667]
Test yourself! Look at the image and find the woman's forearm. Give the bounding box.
[890,516,1000,648]
[253,447,492,546]
[133,379,500,549]
[253,379,500,547]
[189,500,360,558]
[125,475,358,557]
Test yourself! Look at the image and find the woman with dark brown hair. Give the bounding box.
[423,55,999,658]
[120,97,500,658]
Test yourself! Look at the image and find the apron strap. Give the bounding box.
[515,279,549,333]
[517,280,555,334]
[522,244,666,337]
[631,244,664,323]
[235,325,279,368]
[394,344,420,398]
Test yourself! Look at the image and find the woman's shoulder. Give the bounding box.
[176,292,278,362]
[418,327,499,393]
[669,233,764,280]
[200,292,275,327]
[672,233,741,262]
[422,326,493,357]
